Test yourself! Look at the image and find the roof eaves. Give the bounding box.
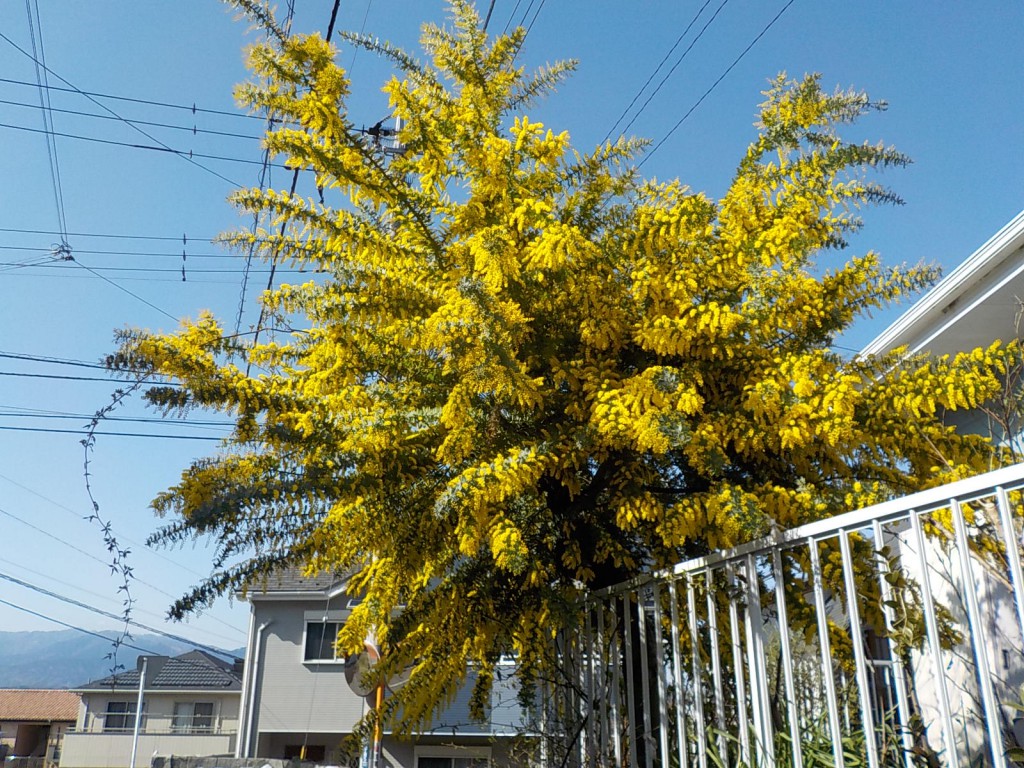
[860,209,1024,357]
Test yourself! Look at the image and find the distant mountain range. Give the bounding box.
[0,630,244,689]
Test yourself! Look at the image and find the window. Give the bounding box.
[304,621,343,661]
[102,701,146,733]
[171,702,215,733]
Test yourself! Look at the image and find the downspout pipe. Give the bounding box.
[234,611,257,759]
[242,621,273,758]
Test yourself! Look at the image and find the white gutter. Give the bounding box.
[860,209,1024,357]
[241,620,273,758]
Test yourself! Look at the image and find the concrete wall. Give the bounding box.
[60,732,237,768]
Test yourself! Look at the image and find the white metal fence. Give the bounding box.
[545,463,1024,768]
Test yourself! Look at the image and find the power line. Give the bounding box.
[0,30,242,187]
[502,0,525,34]
[0,244,238,259]
[0,120,285,170]
[600,0,716,144]
[0,350,113,370]
[0,96,264,140]
[0,226,213,241]
[521,0,547,43]
[0,596,161,656]
[0,473,247,640]
[0,260,300,275]
[68,256,179,321]
[0,75,268,121]
[25,0,68,244]
[0,555,245,646]
[0,503,248,644]
[639,0,796,170]
[0,370,182,385]
[0,571,238,659]
[0,425,223,441]
[0,415,232,434]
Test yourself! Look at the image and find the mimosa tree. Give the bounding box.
[112,0,1016,730]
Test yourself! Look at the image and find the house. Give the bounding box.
[59,651,244,768]
[236,569,530,768]
[859,208,1024,764]
[0,689,79,767]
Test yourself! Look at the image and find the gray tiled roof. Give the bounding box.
[76,650,242,691]
[245,564,348,594]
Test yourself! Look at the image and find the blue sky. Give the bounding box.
[0,1,1021,652]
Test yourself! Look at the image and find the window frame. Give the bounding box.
[302,611,349,664]
[171,701,216,733]
[102,701,147,733]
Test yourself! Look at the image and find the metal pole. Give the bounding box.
[706,571,727,759]
[809,542,846,768]
[687,577,708,768]
[871,520,915,768]
[771,549,803,768]
[995,486,1024,643]
[838,529,880,768]
[668,579,689,768]
[129,657,147,768]
[909,509,960,768]
[651,583,671,768]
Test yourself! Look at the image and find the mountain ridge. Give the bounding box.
[0,630,244,689]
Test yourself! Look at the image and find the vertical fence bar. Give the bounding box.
[540,670,550,768]
[624,594,639,768]
[584,602,596,767]
[743,553,775,768]
[996,485,1024,641]
[950,497,1008,768]
[597,605,609,765]
[871,519,915,768]
[573,628,585,768]
[706,569,728,760]
[668,579,689,768]
[908,508,960,768]
[771,548,804,768]
[651,583,671,768]
[688,576,708,768]
[637,586,655,768]
[809,540,846,768]
[609,598,623,768]
[838,529,881,768]
[728,566,751,766]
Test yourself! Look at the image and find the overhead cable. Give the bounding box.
[600,0,716,144]
[0,30,242,187]
[638,0,796,169]
[0,571,238,659]
[0,75,267,121]
[0,97,264,140]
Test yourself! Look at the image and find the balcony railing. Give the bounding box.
[545,462,1024,768]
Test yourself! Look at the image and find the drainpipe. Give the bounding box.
[234,611,257,759]
[129,657,148,768]
[242,621,273,758]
